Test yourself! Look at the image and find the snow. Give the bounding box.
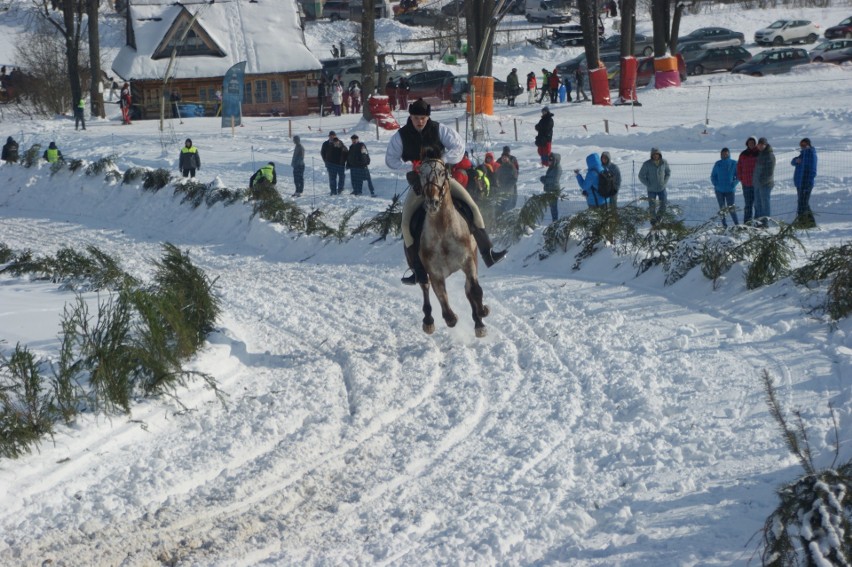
[1,2,852,565]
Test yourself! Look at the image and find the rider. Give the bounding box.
[385,98,507,286]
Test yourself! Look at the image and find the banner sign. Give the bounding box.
[221,61,246,127]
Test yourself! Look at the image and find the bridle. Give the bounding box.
[420,158,450,209]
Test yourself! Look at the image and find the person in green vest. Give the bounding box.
[250,161,277,188]
[75,97,86,131]
[43,141,63,163]
[179,138,200,178]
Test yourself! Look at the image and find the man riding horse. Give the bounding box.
[385,98,507,285]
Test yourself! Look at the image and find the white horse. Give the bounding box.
[415,158,490,338]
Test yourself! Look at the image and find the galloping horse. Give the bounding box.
[415,158,490,338]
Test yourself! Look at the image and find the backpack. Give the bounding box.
[597,169,617,198]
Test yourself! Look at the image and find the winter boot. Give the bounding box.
[402,244,428,286]
[472,227,507,268]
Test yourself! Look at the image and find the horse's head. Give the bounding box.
[419,159,450,215]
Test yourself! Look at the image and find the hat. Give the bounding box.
[293,135,300,143]
[502,145,511,154]
[268,161,275,166]
[185,138,192,145]
[746,136,757,146]
[512,68,517,72]
[351,134,359,140]
[757,137,768,145]
[329,130,337,136]
[542,106,550,113]
[721,147,730,154]
[408,98,431,116]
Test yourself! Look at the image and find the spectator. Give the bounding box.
[170,90,181,118]
[250,162,277,188]
[638,147,671,225]
[120,82,132,125]
[534,106,554,166]
[2,136,19,163]
[346,134,374,196]
[291,135,305,197]
[43,141,63,163]
[321,131,348,195]
[575,153,609,208]
[506,68,520,107]
[736,137,759,224]
[791,137,818,228]
[710,147,739,227]
[178,138,200,178]
[495,145,519,213]
[330,80,343,116]
[452,151,473,188]
[540,152,562,222]
[397,76,410,110]
[753,137,776,228]
[214,89,222,116]
[385,79,397,111]
[317,79,327,115]
[538,68,551,103]
[600,151,622,209]
[574,66,589,101]
[349,81,362,114]
[75,97,86,131]
[331,44,340,58]
[548,68,560,104]
[526,71,537,105]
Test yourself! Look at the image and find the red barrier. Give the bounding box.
[589,67,612,106]
[369,95,400,130]
[653,56,682,89]
[618,56,639,103]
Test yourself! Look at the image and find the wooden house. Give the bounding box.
[111,0,323,118]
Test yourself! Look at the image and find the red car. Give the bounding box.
[636,54,687,87]
[824,16,852,39]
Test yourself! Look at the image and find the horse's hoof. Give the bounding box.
[481,305,490,318]
[423,323,435,334]
[475,326,487,338]
[445,316,458,328]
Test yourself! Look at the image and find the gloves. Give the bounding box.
[406,171,422,196]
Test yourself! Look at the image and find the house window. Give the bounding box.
[243,81,252,104]
[271,80,283,102]
[255,80,268,104]
[290,80,305,99]
[199,88,209,101]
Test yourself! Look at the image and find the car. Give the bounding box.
[809,38,852,63]
[731,47,809,76]
[599,32,655,56]
[405,70,455,100]
[824,16,852,39]
[336,63,408,87]
[684,45,753,75]
[677,27,745,48]
[556,51,621,77]
[548,23,603,47]
[525,0,573,24]
[448,76,512,103]
[615,54,687,88]
[754,20,821,46]
[395,8,453,29]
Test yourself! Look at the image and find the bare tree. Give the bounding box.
[620,0,638,57]
[361,0,376,120]
[33,0,86,114]
[87,0,106,118]
[577,0,601,68]
[465,0,497,77]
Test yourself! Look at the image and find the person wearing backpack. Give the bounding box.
[575,152,609,209]
[2,136,19,163]
[599,151,621,209]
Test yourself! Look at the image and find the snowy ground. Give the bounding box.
[1,2,852,566]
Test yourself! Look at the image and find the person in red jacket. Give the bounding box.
[452,151,473,188]
[526,71,537,105]
[736,136,760,225]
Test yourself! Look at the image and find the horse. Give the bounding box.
[415,158,490,338]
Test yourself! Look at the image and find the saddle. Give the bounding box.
[410,197,474,240]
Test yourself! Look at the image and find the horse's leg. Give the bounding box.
[464,264,489,339]
[421,282,435,334]
[430,276,458,328]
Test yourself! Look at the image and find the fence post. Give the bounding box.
[513,118,518,142]
[703,86,711,134]
[604,119,609,134]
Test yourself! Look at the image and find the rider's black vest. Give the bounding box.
[398,119,445,163]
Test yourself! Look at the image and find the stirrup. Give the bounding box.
[401,271,417,286]
[483,249,507,268]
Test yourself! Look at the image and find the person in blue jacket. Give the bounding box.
[791,137,818,228]
[574,152,609,208]
[710,147,739,227]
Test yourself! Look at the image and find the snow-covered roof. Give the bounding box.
[112,0,321,81]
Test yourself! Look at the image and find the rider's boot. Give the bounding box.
[472,227,507,268]
[402,244,428,286]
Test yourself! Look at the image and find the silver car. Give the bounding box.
[809,38,852,63]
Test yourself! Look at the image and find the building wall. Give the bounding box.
[132,72,321,118]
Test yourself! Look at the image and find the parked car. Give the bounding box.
[405,70,455,100]
[677,27,745,48]
[684,45,753,75]
[824,16,852,39]
[599,32,655,56]
[556,51,621,77]
[754,20,820,46]
[337,64,408,87]
[631,54,687,88]
[448,76,512,103]
[809,38,852,63]
[548,23,603,46]
[395,8,453,29]
[731,47,809,76]
[525,0,573,24]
